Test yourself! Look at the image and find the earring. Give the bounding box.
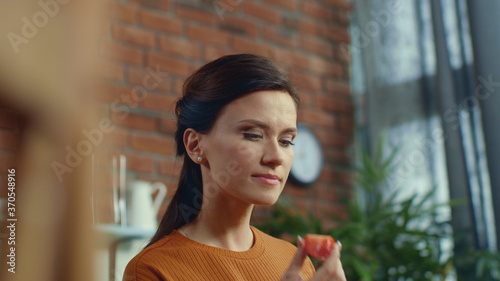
[197,156,203,162]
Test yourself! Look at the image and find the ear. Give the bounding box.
[183,128,204,163]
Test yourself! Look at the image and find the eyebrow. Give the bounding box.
[238,119,298,134]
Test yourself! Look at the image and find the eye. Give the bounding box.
[279,139,295,147]
[243,133,263,141]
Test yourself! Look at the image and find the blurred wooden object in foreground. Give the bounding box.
[0,1,105,280]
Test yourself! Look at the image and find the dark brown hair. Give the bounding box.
[147,54,299,247]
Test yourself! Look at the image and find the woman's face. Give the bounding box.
[200,90,298,206]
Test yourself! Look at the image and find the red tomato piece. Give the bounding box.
[304,234,335,259]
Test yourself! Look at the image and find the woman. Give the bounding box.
[123,54,346,281]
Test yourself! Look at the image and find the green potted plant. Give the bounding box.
[326,140,454,281]
[257,138,500,280]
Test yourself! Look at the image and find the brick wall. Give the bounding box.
[0,0,354,228]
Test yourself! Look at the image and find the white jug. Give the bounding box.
[126,180,167,229]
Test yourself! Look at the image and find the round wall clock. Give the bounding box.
[289,124,324,186]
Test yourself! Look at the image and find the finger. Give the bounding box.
[280,238,307,281]
[313,241,346,280]
[284,236,307,275]
[323,241,342,267]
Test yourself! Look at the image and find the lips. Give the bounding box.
[252,174,282,186]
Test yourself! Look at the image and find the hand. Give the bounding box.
[280,237,346,281]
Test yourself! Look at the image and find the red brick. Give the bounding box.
[100,60,124,81]
[244,2,281,24]
[331,10,351,26]
[315,184,339,202]
[212,0,244,17]
[117,89,146,109]
[139,10,182,34]
[100,41,144,65]
[316,129,350,147]
[296,18,322,35]
[301,2,332,21]
[334,44,352,63]
[321,0,353,10]
[0,110,18,130]
[297,92,314,107]
[127,66,170,92]
[187,24,230,46]
[269,48,293,69]
[299,36,334,58]
[102,128,128,147]
[317,166,338,183]
[324,79,351,96]
[140,92,177,113]
[289,71,322,92]
[147,53,192,77]
[159,117,177,134]
[125,153,154,173]
[128,0,170,11]
[324,147,352,166]
[341,64,350,79]
[159,36,201,59]
[293,197,313,213]
[282,184,310,197]
[220,15,259,37]
[316,95,352,114]
[111,24,156,48]
[232,36,271,57]
[264,0,298,11]
[203,46,229,61]
[339,115,354,132]
[298,110,337,128]
[111,112,157,131]
[291,52,309,70]
[98,83,131,103]
[308,57,343,77]
[0,131,20,151]
[314,202,345,227]
[333,169,353,186]
[270,49,309,70]
[173,79,184,97]
[95,0,354,225]
[263,26,297,47]
[131,134,175,155]
[158,159,182,177]
[175,3,218,25]
[106,2,137,23]
[320,25,350,43]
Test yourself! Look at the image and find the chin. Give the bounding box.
[251,195,280,206]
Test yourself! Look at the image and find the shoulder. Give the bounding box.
[123,234,180,281]
[131,234,176,263]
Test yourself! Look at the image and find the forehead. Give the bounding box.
[216,90,297,127]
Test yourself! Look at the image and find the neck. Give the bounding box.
[183,193,255,251]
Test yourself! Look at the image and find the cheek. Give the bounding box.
[284,151,294,169]
[232,142,261,163]
[208,142,259,175]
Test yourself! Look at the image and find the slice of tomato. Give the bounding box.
[304,234,335,259]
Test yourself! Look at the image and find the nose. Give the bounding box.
[261,140,285,167]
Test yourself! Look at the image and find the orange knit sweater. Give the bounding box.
[123,226,316,281]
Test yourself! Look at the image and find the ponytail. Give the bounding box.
[146,159,202,247]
